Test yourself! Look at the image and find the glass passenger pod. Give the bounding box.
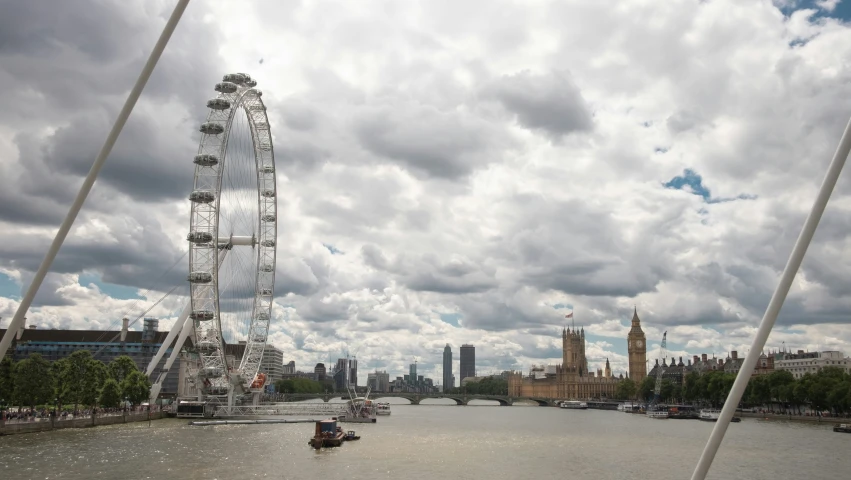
[214,81,238,94]
[188,272,213,283]
[259,288,273,296]
[245,79,258,88]
[189,190,215,203]
[223,73,247,85]
[193,154,219,167]
[261,165,275,174]
[260,264,274,273]
[196,339,217,352]
[261,189,275,198]
[206,98,231,110]
[261,240,275,248]
[199,122,224,135]
[187,231,213,243]
[190,310,215,321]
[255,312,270,321]
[261,214,276,223]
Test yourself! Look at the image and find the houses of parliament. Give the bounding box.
[507,308,647,399]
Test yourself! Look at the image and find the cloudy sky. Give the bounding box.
[2,0,851,384]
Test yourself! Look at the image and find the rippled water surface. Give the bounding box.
[1,402,847,480]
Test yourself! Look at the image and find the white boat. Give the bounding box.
[559,400,588,409]
[338,386,377,423]
[646,407,669,419]
[699,409,720,422]
[375,402,391,416]
[618,402,641,413]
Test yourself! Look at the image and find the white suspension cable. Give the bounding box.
[0,0,192,360]
[691,114,851,479]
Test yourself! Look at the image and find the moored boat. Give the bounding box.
[699,409,741,423]
[833,423,851,433]
[699,409,720,422]
[559,400,588,409]
[308,419,346,449]
[646,406,669,419]
[376,402,391,416]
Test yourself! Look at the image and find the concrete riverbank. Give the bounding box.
[0,412,165,436]
[738,411,849,424]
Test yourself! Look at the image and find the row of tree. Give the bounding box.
[612,367,851,414]
[446,377,508,395]
[0,351,151,412]
[273,377,326,394]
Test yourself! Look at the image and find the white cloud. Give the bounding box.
[2,0,851,384]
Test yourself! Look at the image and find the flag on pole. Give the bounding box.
[565,312,573,319]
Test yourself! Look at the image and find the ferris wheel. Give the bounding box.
[187,72,276,399]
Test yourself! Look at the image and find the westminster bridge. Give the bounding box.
[277,392,560,406]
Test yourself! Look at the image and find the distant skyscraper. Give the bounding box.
[314,363,326,381]
[409,362,417,385]
[349,358,358,387]
[335,358,348,390]
[460,344,475,383]
[443,344,454,390]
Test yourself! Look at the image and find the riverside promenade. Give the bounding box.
[0,411,165,436]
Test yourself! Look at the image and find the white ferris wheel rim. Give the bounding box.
[187,72,276,396]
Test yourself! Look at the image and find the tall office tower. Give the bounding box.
[460,344,475,383]
[443,344,454,390]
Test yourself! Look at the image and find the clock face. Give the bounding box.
[636,340,644,348]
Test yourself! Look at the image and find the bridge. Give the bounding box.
[277,392,558,406]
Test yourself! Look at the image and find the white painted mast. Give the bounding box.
[0,0,192,360]
[691,116,851,479]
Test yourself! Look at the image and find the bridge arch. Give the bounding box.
[418,396,465,405]
[371,396,415,405]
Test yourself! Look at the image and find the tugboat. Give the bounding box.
[344,430,361,441]
[308,419,346,449]
[834,423,851,433]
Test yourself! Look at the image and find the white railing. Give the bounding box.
[213,403,347,417]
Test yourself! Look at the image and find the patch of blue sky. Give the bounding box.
[778,0,851,22]
[664,169,757,204]
[438,312,461,327]
[0,272,20,299]
[78,273,144,300]
[323,243,344,255]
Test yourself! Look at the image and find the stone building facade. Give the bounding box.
[508,309,649,400]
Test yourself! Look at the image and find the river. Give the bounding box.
[1,400,846,480]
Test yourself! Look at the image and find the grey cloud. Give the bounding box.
[361,246,498,294]
[355,103,511,179]
[482,70,593,139]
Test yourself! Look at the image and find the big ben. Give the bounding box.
[627,307,647,383]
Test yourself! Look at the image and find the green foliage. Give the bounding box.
[614,378,637,399]
[638,376,656,401]
[56,350,108,408]
[99,378,122,408]
[121,370,151,405]
[448,377,508,395]
[12,353,54,409]
[275,377,324,394]
[0,357,14,404]
[109,356,139,383]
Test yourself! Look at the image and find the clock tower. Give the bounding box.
[627,307,647,384]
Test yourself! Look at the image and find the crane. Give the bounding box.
[652,331,668,405]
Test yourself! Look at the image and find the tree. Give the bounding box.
[56,350,108,411]
[638,376,656,401]
[0,357,13,404]
[109,356,139,383]
[99,378,122,408]
[275,378,325,394]
[615,378,636,400]
[12,353,54,410]
[121,370,151,405]
[682,372,700,403]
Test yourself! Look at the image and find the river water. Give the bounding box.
[1,400,847,480]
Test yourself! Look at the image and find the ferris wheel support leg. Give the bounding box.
[146,301,192,377]
[0,0,191,361]
[149,312,195,404]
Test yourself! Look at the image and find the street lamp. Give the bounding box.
[54,397,58,419]
[124,396,129,415]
